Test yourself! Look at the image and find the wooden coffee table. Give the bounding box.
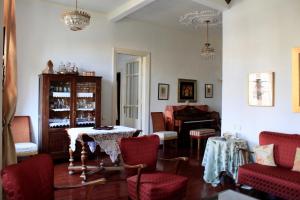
[204,190,258,200]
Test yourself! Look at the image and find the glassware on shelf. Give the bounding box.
[48,118,70,128]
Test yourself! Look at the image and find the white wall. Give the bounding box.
[222,0,300,147]
[15,0,222,142]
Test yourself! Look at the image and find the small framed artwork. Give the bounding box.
[292,48,300,112]
[158,83,169,100]
[178,79,197,102]
[205,84,213,98]
[248,72,274,106]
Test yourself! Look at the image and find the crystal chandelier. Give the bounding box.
[62,0,91,31]
[180,10,220,60]
[200,20,215,59]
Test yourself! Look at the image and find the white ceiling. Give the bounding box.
[127,0,220,31]
[45,0,223,31]
[47,0,130,13]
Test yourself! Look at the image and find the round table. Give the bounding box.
[202,136,248,186]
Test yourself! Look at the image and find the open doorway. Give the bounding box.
[112,48,150,133]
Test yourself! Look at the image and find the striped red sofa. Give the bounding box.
[238,131,300,200]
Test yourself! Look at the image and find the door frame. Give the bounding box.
[112,48,151,133]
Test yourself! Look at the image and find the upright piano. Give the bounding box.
[164,105,220,147]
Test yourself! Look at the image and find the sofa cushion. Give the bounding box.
[238,163,300,200]
[292,147,300,172]
[260,131,300,168]
[253,144,276,166]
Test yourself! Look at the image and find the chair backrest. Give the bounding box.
[151,112,166,132]
[119,135,160,177]
[260,131,300,168]
[1,154,54,200]
[132,129,142,137]
[11,116,31,143]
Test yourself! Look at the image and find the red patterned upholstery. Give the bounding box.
[127,172,187,200]
[238,131,300,200]
[119,135,188,200]
[238,163,300,200]
[119,135,160,177]
[260,131,300,168]
[1,154,54,200]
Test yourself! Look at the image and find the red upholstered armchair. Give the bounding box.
[119,135,188,200]
[1,154,105,200]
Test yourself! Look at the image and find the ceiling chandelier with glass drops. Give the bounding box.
[62,0,91,31]
[180,10,220,60]
[200,20,215,59]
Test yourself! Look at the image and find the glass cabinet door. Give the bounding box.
[49,80,71,128]
[76,82,96,127]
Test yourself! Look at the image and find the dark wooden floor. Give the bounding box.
[54,147,278,200]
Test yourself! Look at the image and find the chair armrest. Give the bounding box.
[238,148,254,164]
[159,157,188,162]
[54,178,106,190]
[237,148,254,154]
[122,162,147,200]
[159,157,189,174]
[123,163,147,169]
[55,178,105,200]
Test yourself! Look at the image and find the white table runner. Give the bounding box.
[67,126,136,162]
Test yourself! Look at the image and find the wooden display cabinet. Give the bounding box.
[39,74,102,160]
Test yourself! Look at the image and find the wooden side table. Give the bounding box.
[189,129,216,160]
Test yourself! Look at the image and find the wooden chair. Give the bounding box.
[119,135,188,200]
[1,154,106,200]
[151,112,178,152]
[11,116,38,158]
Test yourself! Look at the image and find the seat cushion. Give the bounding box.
[15,142,38,157]
[154,131,177,140]
[127,172,188,200]
[189,129,215,137]
[238,163,300,200]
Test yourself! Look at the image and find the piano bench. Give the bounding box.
[189,129,216,160]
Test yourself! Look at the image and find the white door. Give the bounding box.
[120,58,142,129]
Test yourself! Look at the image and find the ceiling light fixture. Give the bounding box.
[200,20,215,59]
[62,0,91,31]
[179,10,220,60]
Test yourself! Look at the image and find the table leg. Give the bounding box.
[197,139,201,160]
[80,141,88,183]
[190,137,193,155]
[68,147,75,175]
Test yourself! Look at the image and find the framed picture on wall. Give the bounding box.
[178,79,197,102]
[292,48,300,112]
[158,83,169,100]
[248,72,274,106]
[205,84,213,98]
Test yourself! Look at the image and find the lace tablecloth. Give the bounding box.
[202,137,248,186]
[67,126,136,162]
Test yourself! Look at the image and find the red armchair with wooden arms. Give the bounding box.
[119,135,188,200]
[1,154,105,200]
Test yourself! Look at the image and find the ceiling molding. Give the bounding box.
[108,0,157,22]
[192,0,229,11]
